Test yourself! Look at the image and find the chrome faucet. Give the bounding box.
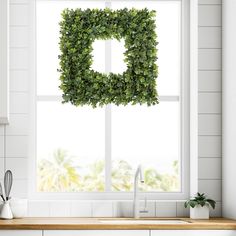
[133,165,144,218]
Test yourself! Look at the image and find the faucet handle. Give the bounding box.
[139,196,149,214]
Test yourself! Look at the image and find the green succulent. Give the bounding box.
[184,192,216,209]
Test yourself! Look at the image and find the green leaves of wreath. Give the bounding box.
[59,8,158,108]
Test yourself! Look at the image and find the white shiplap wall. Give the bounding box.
[198,0,222,217]
[0,0,222,217]
[0,0,30,200]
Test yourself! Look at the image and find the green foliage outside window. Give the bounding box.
[37,149,179,192]
[59,8,159,107]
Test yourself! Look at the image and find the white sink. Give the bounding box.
[99,220,190,224]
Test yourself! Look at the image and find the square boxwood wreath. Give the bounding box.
[59,8,158,107]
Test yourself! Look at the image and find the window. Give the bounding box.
[33,0,190,199]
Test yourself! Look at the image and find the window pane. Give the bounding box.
[111,102,180,192]
[91,40,106,73]
[111,39,127,74]
[36,1,105,95]
[37,102,105,192]
[112,1,181,96]
[36,0,183,195]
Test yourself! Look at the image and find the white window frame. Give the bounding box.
[28,0,198,200]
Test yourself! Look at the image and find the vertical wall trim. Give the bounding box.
[0,0,9,124]
[190,0,198,196]
[28,0,37,199]
[222,0,236,219]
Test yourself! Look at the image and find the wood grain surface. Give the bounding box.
[0,218,235,230]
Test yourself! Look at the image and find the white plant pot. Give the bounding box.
[190,205,209,219]
[10,198,28,218]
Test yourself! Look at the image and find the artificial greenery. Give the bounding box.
[184,192,216,209]
[59,8,158,107]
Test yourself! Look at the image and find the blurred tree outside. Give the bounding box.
[37,149,180,192]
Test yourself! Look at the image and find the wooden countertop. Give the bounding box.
[0,218,236,230]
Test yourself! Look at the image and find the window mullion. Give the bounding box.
[105,104,112,192]
[105,0,112,192]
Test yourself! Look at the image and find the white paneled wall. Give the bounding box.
[198,0,222,216]
[0,0,30,201]
[0,0,222,217]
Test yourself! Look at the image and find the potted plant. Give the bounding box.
[184,192,216,219]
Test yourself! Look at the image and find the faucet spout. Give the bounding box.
[133,165,144,218]
[135,165,144,183]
